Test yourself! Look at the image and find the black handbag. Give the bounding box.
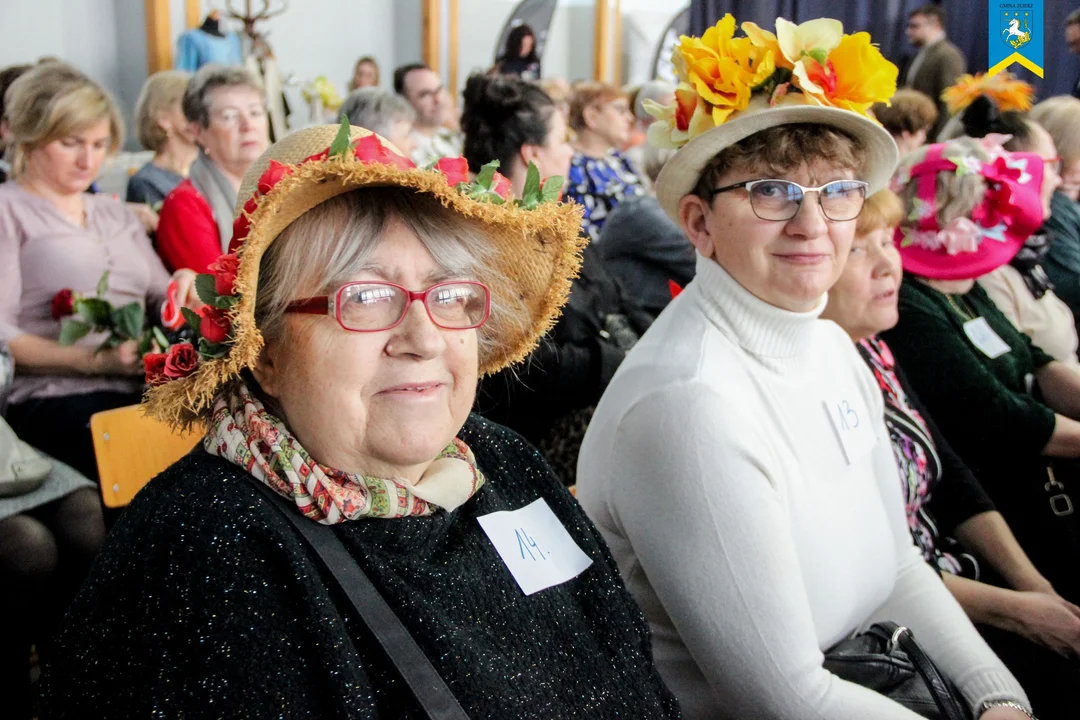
[824,622,972,720]
[246,475,471,720]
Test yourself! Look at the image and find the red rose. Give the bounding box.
[162,343,198,379]
[435,157,470,188]
[51,289,75,320]
[303,148,330,163]
[143,352,169,386]
[257,160,294,196]
[353,134,416,172]
[229,197,259,253]
[198,305,231,345]
[491,171,512,200]
[209,253,240,296]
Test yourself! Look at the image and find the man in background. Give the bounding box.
[903,4,965,141]
[1066,10,1080,98]
[392,63,462,166]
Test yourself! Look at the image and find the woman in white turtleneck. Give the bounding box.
[576,117,1033,720]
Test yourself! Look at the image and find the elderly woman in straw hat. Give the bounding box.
[41,122,680,719]
[576,15,1033,720]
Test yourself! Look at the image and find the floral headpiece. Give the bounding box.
[646,14,898,149]
[941,72,1034,116]
[892,135,1045,280]
[142,117,580,428]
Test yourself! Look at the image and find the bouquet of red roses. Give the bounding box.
[53,271,170,355]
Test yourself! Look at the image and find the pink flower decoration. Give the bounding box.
[938,217,983,255]
[435,157,470,187]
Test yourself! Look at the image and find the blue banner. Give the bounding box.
[988,1,1044,78]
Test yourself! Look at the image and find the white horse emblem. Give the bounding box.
[1001,17,1031,49]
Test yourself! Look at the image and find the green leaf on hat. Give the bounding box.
[522,162,541,200]
[329,114,352,158]
[197,337,229,360]
[181,307,201,331]
[194,274,219,307]
[96,270,110,298]
[475,160,500,189]
[540,176,563,203]
[58,319,91,346]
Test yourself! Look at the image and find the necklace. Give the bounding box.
[944,293,977,322]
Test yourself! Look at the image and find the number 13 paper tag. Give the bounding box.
[477,498,593,596]
[824,396,878,465]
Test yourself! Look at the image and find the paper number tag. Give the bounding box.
[824,396,878,465]
[476,498,593,596]
[963,317,1011,359]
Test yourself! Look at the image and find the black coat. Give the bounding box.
[41,415,679,719]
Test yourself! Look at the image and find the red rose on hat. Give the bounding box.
[257,160,294,196]
[491,171,512,200]
[209,253,240,296]
[435,157,470,187]
[354,134,416,172]
[162,343,198,380]
[198,305,231,345]
[51,289,75,320]
[143,352,169,386]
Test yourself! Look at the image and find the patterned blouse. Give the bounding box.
[566,150,645,242]
[857,336,992,579]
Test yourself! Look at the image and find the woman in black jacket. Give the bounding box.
[461,73,653,483]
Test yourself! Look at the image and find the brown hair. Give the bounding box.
[910,4,946,27]
[5,62,123,176]
[693,124,864,199]
[873,89,938,137]
[568,81,627,133]
[855,189,903,236]
[134,70,191,153]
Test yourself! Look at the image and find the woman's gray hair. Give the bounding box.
[895,137,988,229]
[182,64,263,128]
[255,187,527,367]
[340,87,416,139]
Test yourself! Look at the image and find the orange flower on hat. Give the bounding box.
[796,32,898,115]
[942,72,1034,116]
[675,14,776,126]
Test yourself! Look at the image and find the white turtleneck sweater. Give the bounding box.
[576,256,1027,720]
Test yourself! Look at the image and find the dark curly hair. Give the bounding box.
[960,95,1033,151]
[461,73,555,175]
[499,24,539,65]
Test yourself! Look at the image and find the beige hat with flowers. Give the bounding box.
[143,120,585,430]
[650,15,900,223]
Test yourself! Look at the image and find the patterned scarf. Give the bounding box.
[1009,231,1053,299]
[205,383,486,524]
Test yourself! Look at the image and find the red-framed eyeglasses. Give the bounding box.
[286,280,492,332]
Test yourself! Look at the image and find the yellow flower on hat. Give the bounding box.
[775,17,843,93]
[675,13,776,125]
[741,21,792,70]
[797,32,898,115]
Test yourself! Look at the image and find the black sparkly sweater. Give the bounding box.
[41,415,680,719]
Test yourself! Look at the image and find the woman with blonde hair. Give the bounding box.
[349,55,380,91]
[127,70,196,207]
[824,189,1080,719]
[0,62,197,720]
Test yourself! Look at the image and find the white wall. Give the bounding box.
[0,0,686,146]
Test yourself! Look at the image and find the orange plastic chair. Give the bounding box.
[90,405,204,508]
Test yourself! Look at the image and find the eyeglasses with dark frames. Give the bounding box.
[709,178,869,222]
[286,280,491,333]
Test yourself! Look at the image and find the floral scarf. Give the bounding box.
[205,383,486,524]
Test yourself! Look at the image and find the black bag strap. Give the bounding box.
[871,622,972,720]
[246,475,471,720]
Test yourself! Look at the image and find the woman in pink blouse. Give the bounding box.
[0,62,197,480]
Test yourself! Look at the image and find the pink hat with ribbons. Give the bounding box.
[893,135,1045,281]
